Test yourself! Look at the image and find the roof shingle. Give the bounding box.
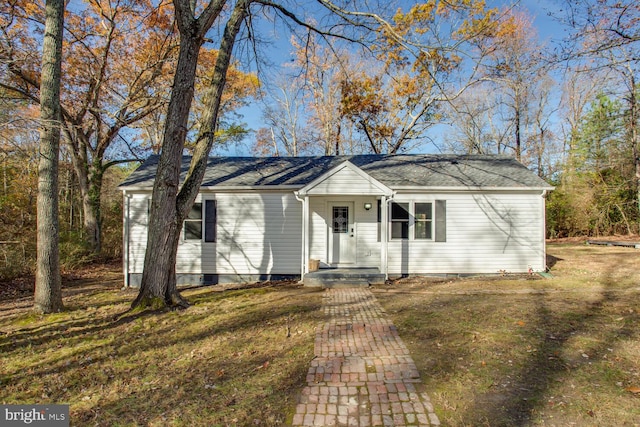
[119,154,553,190]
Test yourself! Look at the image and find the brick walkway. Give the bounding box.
[291,288,440,427]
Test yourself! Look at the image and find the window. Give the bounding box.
[391,202,409,239]
[388,201,446,241]
[184,203,203,240]
[183,200,216,242]
[414,203,433,239]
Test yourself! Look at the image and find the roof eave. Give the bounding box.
[391,185,555,192]
[120,184,305,192]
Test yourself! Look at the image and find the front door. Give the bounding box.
[329,202,356,265]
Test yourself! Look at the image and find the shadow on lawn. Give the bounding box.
[2,286,321,385]
[462,258,639,426]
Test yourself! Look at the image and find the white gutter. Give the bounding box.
[391,186,555,192]
[541,189,549,272]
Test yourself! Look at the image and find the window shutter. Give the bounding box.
[205,200,216,242]
[435,200,446,242]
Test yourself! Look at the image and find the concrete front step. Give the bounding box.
[303,268,385,288]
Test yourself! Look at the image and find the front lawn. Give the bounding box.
[0,270,323,426]
[374,242,640,426]
[2,242,639,426]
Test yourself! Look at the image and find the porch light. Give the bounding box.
[364,202,372,210]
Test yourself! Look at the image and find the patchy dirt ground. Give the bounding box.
[0,268,323,426]
[374,242,640,426]
[2,241,639,426]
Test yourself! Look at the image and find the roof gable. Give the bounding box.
[297,161,393,196]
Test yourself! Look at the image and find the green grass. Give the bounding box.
[2,243,639,426]
[0,271,323,426]
[374,242,640,426]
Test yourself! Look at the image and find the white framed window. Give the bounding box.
[184,203,203,240]
[183,200,216,242]
[389,200,445,241]
[414,202,433,240]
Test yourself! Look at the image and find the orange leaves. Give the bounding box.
[392,2,436,34]
[340,75,386,119]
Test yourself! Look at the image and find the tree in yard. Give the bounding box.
[336,1,499,154]
[137,48,259,154]
[0,0,178,254]
[132,0,253,309]
[254,34,357,156]
[560,0,640,216]
[254,77,310,156]
[550,93,637,236]
[0,100,39,280]
[134,0,498,309]
[443,87,510,155]
[478,9,558,164]
[34,0,64,313]
[1,0,256,254]
[558,66,605,182]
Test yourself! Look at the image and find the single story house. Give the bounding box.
[119,154,554,287]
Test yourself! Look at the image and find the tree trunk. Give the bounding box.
[34,0,64,313]
[86,160,104,253]
[514,98,521,161]
[132,32,201,310]
[133,0,249,310]
[629,75,640,224]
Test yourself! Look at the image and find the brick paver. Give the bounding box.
[291,288,440,426]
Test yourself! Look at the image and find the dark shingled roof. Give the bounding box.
[119,154,553,190]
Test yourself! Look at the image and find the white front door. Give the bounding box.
[329,202,356,265]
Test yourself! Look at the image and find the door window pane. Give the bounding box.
[333,206,349,234]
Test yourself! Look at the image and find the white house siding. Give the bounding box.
[203,191,302,275]
[308,196,380,268]
[387,191,547,275]
[125,193,150,274]
[305,166,389,195]
[126,191,302,282]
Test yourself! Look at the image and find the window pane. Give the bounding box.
[415,203,432,220]
[333,206,349,234]
[391,221,408,239]
[187,203,202,219]
[391,202,409,220]
[415,221,432,239]
[184,221,202,240]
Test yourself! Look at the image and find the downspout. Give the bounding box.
[122,191,130,288]
[381,192,397,281]
[294,191,307,281]
[541,189,548,272]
